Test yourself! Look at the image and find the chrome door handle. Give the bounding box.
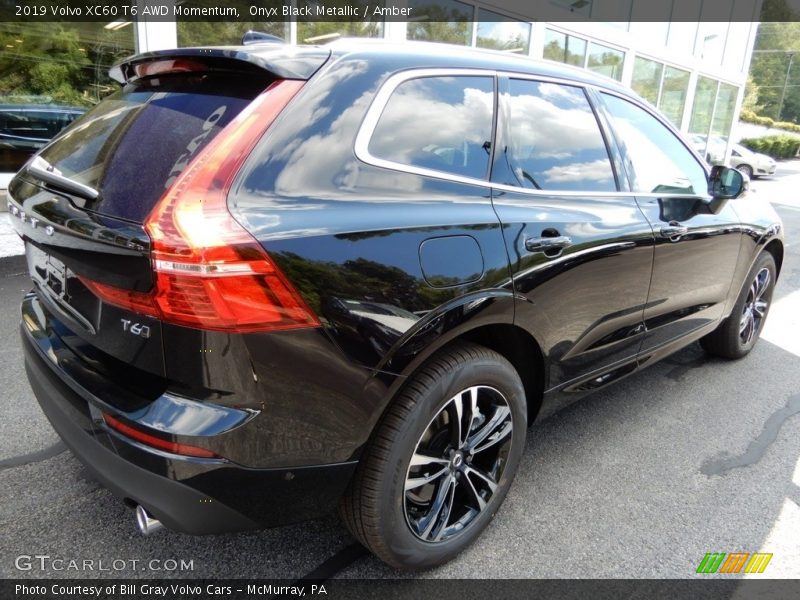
[660,223,688,239]
[525,235,572,253]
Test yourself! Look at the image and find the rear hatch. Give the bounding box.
[10,47,328,392]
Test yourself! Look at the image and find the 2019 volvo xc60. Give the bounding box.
[9,40,783,570]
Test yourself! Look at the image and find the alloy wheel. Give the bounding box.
[404,385,514,543]
[739,267,771,345]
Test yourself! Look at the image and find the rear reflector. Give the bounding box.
[85,79,320,333]
[104,414,218,458]
[79,277,159,319]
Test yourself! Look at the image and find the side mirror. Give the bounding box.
[709,165,747,199]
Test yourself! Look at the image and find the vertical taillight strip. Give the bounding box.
[86,79,320,333]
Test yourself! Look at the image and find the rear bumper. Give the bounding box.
[21,293,357,534]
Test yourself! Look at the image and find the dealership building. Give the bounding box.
[0,0,763,197]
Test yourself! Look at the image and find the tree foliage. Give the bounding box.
[0,23,133,107]
[749,1,800,122]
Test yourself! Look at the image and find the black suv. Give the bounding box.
[9,41,784,570]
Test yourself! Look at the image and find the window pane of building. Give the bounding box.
[566,36,588,68]
[368,76,494,180]
[407,0,473,46]
[543,29,586,67]
[176,0,288,45]
[177,21,288,46]
[711,82,739,139]
[0,22,134,177]
[497,80,616,192]
[658,66,690,126]
[587,42,624,81]
[631,57,663,105]
[689,76,718,136]
[476,10,531,54]
[297,20,383,45]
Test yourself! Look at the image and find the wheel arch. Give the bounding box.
[376,319,546,432]
[764,238,784,277]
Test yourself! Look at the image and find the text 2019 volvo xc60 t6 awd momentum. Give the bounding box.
[8,40,783,570]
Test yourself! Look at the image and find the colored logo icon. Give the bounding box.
[697,552,773,574]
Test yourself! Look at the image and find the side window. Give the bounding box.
[368,75,494,180]
[497,79,617,192]
[601,93,708,196]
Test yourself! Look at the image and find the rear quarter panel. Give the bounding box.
[229,54,514,375]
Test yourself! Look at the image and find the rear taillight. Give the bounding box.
[104,414,218,458]
[86,79,320,333]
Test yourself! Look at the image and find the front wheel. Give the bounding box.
[738,164,754,179]
[339,342,527,570]
[701,252,776,359]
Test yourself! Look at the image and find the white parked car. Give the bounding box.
[730,143,777,179]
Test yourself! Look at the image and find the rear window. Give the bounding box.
[37,74,269,222]
[368,75,495,181]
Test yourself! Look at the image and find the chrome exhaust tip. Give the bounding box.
[135,505,163,535]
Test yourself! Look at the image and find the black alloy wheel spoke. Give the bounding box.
[404,385,513,543]
[740,267,771,345]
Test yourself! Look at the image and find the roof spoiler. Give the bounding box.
[109,46,331,84]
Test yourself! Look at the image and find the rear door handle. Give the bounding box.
[525,236,572,253]
[660,223,688,239]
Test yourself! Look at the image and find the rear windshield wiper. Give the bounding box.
[26,156,100,202]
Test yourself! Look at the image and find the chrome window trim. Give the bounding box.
[354,67,713,201]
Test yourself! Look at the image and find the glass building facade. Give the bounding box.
[0,0,761,196]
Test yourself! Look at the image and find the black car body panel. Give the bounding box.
[9,40,784,536]
[22,292,357,529]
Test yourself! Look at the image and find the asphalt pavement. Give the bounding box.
[1,163,800,580]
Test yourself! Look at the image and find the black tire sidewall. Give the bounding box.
[375,352,527,570]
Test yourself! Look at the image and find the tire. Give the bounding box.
[701,252,776,359]
[339,341,527,570]
[738,164,754,179]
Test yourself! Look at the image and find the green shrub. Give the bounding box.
[740,110,776,128]
[774,120,800,133]
[740,135,800,159]
[739,110,800,132]
[739,109,757,122]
